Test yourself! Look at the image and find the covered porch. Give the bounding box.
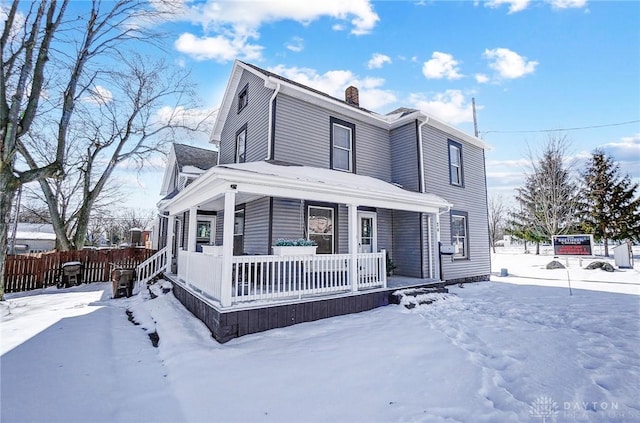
[158,161,452,309]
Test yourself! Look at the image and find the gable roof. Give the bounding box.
[160,143,219,196]
[173,143,218,172]
[211,60,490,150]
[241,61,376,115]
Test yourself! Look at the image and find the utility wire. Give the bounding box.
[480,119,640,136]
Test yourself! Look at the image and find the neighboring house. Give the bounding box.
[8,223,56,254]
[142,60,491,342]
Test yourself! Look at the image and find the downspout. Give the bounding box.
[417,117,429,194]
[417,117,429,277]
[266,80,281,160]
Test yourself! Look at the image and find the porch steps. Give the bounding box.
[390,286,449,309]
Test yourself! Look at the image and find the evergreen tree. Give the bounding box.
[580,149,640,256]
[509,136,580,253]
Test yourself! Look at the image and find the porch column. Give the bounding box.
[435,212,442,281]
[220,189,236,307]
[188,207,198,252]
[347,203,359,292]
[167,214,175,273]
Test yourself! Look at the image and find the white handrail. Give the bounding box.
[136,247,169,289]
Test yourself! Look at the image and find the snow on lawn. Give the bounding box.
[1,253,639,423]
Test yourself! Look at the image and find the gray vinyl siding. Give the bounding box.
[338,205,347,254]
[422,125,490,281]
[421,213,436,279]
[219,70,271,164]
[215,211,224,246]
[377,209,393,257]
[392,210,422,278]
[273,94,391,181]
[243,198,270,254]
[271,198,306,243]
[390,122,420,191]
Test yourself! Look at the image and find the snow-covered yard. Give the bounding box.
[1,252,639,423]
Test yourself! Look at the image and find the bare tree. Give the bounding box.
[22,54,208,250]
[488,194,507,253]
[0,0,203,300]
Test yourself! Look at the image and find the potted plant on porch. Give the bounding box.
[272,238,317,256]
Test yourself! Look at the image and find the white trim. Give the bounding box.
[357,211,377,254]
[266,81,281,160]
[162,162,452,216]
[307,205,335,254]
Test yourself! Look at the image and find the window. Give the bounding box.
[450,211,469,259]
[235,125,247,163]
[448,140,463,186]
[330,117,355,172]
[196,217,215,244]
[237,84,248,113]
[233,209,245,255]
[308,206,334,254]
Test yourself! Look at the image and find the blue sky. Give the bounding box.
[112,0,639,208]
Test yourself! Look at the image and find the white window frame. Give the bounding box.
[448,140,463,187]
[307,205,335,254]
[332,123,353,172]
[451,211,469,260]
[235,127,246,163]
[196,216,216,245]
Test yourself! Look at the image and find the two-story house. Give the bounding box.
[140,60,491,342]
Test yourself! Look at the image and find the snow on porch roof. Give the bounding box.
[165,160,452,214]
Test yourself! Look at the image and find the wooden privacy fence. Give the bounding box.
[4,248,156,293]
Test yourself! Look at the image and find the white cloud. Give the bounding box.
[172,1,378,61]
[475,73,490,84]
[485,0,531,13]
[422,52,463,80]
[155,106,218,144]
[267,65,397,111]
[83,85,113,105]
[546,0,588,9]
[409,90,476,124]
[483,48,538,79]
[367,53,392,69]
[285,36,304,52]
[190,0,378,37]
[602,133,640,178]
[174,32,263,62]
[483,0,587,13]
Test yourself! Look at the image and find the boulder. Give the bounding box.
[546,260,566,270]
[586,261,604,270]
[601,263,615,272]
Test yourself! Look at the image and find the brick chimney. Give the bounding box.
[345,86,359,107]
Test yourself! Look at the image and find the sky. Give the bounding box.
[100,0,640,209]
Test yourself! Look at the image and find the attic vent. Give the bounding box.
[345,86,359,107]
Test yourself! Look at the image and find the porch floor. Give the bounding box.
[387,275,443,290]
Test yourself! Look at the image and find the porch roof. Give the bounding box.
[161,160,452,215]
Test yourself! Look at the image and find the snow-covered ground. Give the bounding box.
[1,252,639,423]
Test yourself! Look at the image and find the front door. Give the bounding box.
[358,211,377,280]
[358,212,377,253]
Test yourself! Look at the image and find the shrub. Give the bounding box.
[275,238,317,247]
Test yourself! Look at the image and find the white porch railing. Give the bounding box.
[176,250,387,306]
[177,249,223,300]
[136,247,169,288]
